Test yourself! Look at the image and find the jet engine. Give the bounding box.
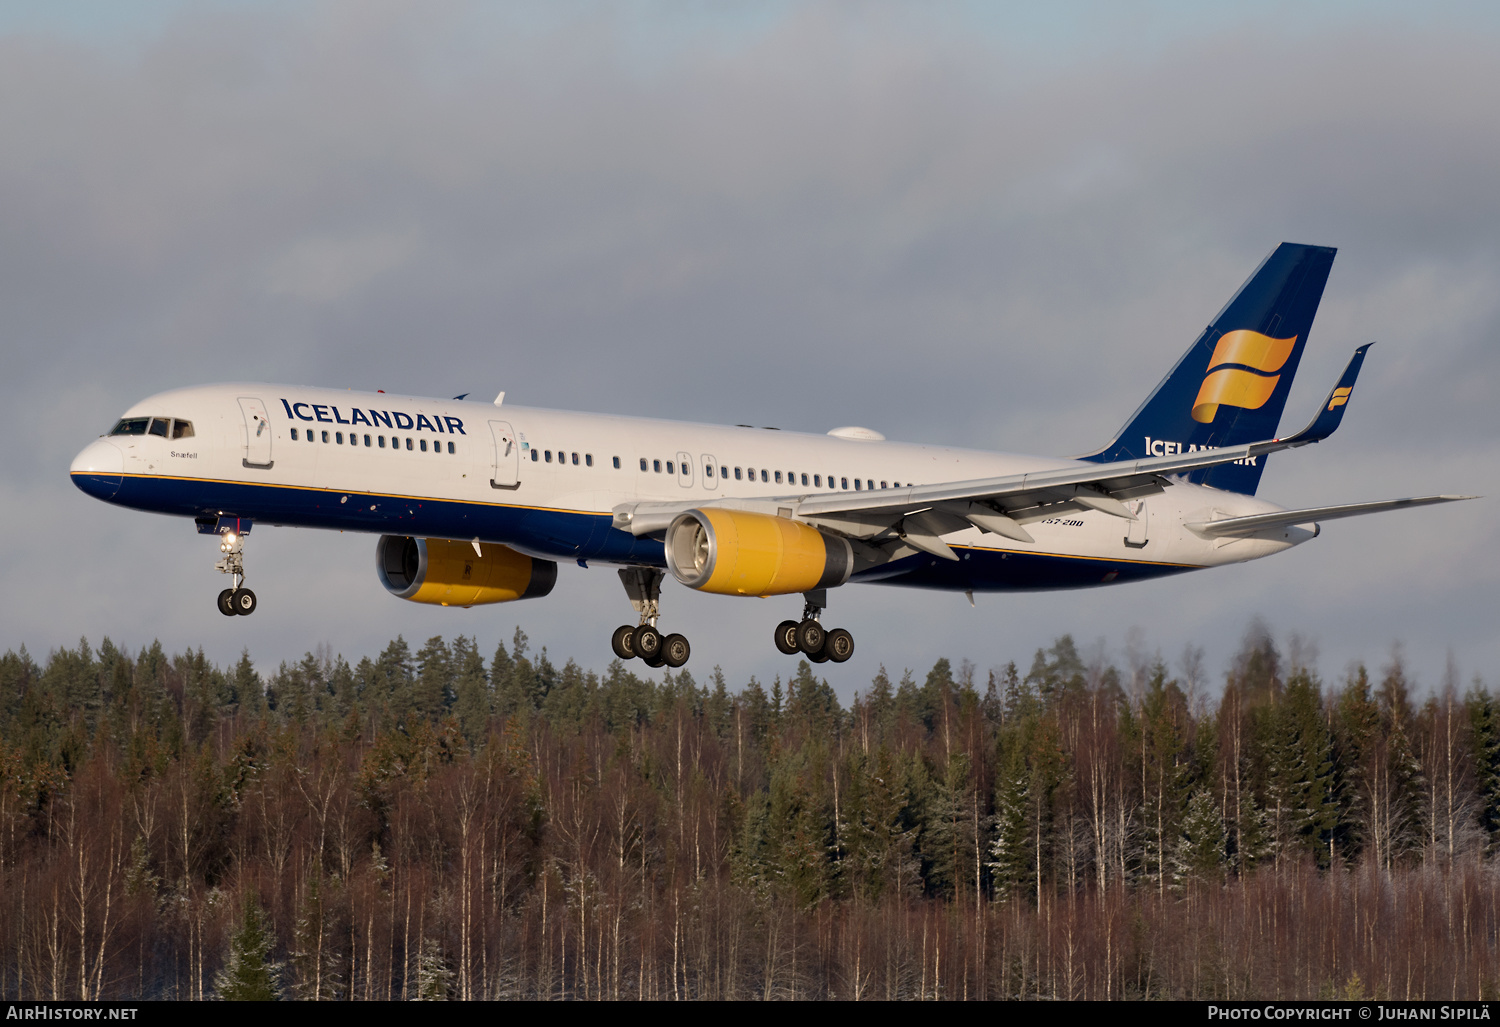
[664,509,852,597]
[376,536,556,607]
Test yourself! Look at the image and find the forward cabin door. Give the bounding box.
[237,397,274,469]
[489,420,520,490]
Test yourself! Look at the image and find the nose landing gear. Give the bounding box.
[610,567,690,668]
[214,527,257,616]
[773,589,853,663]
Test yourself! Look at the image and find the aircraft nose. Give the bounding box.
[70,439,125,500]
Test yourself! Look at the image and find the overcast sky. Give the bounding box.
[2,1,1495,701]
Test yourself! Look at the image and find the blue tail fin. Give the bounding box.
[1079,242,1337,495]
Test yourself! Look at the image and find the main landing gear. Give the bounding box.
[774,589,853,664]
[214,529,257,617]
[610,567,691,669]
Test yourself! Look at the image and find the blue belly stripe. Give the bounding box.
[75,472,1192,592]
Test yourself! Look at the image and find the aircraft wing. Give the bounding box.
[616,346,1378,557]
[1184,495,1476,538]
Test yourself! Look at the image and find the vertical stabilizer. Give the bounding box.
[1080,242,1336,495]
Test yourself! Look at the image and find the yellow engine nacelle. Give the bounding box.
[664,509,853,597]
[376,536,557,607]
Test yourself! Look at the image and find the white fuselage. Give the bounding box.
[70,383,1311,593]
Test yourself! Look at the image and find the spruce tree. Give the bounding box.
[216,896,281,1000]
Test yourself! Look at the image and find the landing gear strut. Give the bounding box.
[214,529,257,616]
[611,567,690,668]
[774,589,853,663]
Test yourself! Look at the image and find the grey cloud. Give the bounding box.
[1,4,1496,696]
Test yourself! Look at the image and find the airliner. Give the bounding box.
[70,243,1470,668]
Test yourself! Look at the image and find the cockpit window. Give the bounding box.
[171,420,194,439]
[148,418,170,438]
[110,418,149,436]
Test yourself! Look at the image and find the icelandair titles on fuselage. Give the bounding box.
[278,399,467,436]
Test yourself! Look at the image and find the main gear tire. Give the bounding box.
[825,628,854,663]
[774,620,800,655]
[611,624,638,660]
[796,619,825,656]
[662,633,691,668]
[632,624,663,662]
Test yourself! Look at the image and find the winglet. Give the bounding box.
[1277,343,1371,447]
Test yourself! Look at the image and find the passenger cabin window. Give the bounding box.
[447,441,455,454]
[613,456,620,469]
[639,458,647,471]
[533,449,540,461]
[572,452,579,465]
[653,460,662,473]
[841,477,848,489]
[336,432,344,444]
[322,431,330,443]
[734,467,742,480]
[405,438,413,451]
[761,469,769,483]
[801,473,809,486]
[545,450,552,462]
[774,471,782,484]
[379,436,386,448]
[814,474,822,487]
[666,461,675,475]
[290,428,299,441]
[586,454,593,467]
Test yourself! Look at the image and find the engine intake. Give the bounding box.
[376,536,556,607]
[665,509,852,597]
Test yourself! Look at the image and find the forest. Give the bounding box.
[0,622,1497,1001]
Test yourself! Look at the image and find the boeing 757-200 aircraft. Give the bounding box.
[70,243,1471,668]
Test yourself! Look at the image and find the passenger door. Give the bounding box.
[489,420,520,490]
[1124,499,1149,548]
[237,397,274,469]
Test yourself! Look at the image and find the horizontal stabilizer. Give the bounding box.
[1185,494,1475,538]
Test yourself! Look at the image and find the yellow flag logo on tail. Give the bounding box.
[1191,329,1298,423]
[1327,386,1352,412]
